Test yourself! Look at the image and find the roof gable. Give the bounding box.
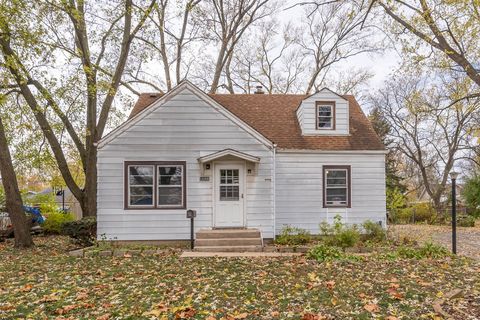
[99,81,273,149]
[304,87,348,102]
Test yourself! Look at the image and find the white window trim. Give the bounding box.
[125,161,186,210]
[317,104,334,130]
[323,166,351,208]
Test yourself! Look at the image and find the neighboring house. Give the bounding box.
[97,81,386,241]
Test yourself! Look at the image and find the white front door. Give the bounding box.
[214,164,245,227]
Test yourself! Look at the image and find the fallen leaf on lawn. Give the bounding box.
[386,316,399,320]
[330,297,337,305]
[96,314,111,320]
[20,284,33,292]
[270,311,279,317]
[39,293,61,303]
[387,288,404,300]
[308,272,320,282]
[325,280,335,290]
[56,304,78,315]
[389,283,400,289]
[0,303,15,311]
[364,303,380,313]
[76,292,88,300]
[302,312,326,320]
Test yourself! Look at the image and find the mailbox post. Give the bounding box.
[186,209,196,250]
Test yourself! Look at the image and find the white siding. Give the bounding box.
[275,152,386,235]
[297,88,349,135]
[97,88,274,240]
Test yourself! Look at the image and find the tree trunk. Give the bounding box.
[80,147,98,217]
[0,116,34,248]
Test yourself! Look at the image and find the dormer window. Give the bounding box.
[316,101,335,130]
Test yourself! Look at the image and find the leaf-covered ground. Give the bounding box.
[0,236,479,319]
[390,224,480,260]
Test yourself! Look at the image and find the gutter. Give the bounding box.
[272,143,277,240]
[277,149,388,155]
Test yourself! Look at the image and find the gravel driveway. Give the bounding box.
[390,224,480,260]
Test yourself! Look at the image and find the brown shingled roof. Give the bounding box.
[129,92,384,151]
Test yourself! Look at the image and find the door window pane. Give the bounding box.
[219,169,240,201]
[220,186,239,201]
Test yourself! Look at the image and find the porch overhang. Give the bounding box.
[197,149,260,164]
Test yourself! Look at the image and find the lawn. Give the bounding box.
[0,236,479,320]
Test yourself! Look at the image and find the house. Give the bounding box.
[97,81,386,244]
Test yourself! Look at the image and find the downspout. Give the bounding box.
[272,143,277,240]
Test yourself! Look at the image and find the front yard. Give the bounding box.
[1,235,479,319]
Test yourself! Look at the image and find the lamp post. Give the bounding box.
[450,171,459,254]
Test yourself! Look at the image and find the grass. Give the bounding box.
[0,236,479,319]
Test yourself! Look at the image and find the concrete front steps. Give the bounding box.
[194,228,263,252]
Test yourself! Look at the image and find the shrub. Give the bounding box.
[458,215,476,227]
[307,244,361,262]
[275,226,311,245]
[394,242,449,259]
[463,175,480,216]
[307,244,343,262]
[394,203,436,224]
[63,217,97,247]
[43,212,75,234]
[334,226,360,250]
[362,220,386,242]
[319,215,360,250]
[0,187,5,211]
[419,242,450,258]
[24,192,59,214]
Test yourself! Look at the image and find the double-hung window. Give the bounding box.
[125,161,186,209]
[316,101,335,130]
[323,166,351,207]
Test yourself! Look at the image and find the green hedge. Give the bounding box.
[43,212,75,234]
[62,217,97,247]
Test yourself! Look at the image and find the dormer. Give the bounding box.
[297,88,349,136]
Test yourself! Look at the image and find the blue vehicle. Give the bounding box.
[23,206,46,224]
[0,206,45,240]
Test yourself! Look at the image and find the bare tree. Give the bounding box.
[0,0,156,216]
[136,0,203,91]
[298,1,379,94]
[195,0,277,93]
[229,20,305,93]
[371,70,479,211]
